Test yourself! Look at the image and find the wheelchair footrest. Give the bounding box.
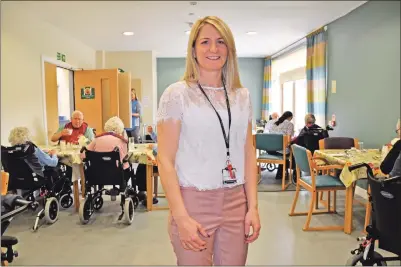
[1,236,18,246]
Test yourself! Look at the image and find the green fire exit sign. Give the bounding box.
[57,52,66,62]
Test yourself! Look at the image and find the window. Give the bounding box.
[270,43,307,135]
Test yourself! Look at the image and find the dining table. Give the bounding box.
[40,143,168,212]
[314,148,383,234]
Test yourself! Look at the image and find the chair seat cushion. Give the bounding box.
[258,153,283,161]
[301,175,345,188]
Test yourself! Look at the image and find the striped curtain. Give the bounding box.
[261,57,272,120]
[306,29,327,127]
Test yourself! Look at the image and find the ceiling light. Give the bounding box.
[185,30,191,35]
[122,31,134,36]
[246,31,258,35]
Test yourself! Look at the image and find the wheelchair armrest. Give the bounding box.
[122,154,129,163]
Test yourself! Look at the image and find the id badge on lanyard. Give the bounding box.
[198,81,237,186]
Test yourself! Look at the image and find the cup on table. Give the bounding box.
[129,137,136,151]
[358,142,364,150]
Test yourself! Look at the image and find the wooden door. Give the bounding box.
[44,62,58,143]
[118,72,131,128]
[73,69,119,134]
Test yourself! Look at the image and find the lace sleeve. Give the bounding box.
[156,85,184,123]
[247,90,253,123]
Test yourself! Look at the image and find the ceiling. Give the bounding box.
[5,1,367,57]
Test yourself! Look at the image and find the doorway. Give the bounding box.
[44,62,74,143]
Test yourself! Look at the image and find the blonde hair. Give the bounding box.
[104,116,124,135]
[182,16,243,91]
[305,113,316,124]
[8,127,31,146]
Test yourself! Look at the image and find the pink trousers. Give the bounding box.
[168,184,248,266]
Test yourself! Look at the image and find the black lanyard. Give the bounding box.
[197,80,232,159]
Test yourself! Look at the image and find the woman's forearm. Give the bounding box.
[158,158,189,219]
[244,126,258,211]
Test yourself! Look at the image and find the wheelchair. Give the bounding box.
[346,163,401,266]
[1,143,71,231]
[79,147,139,225]
[1,194,38,266]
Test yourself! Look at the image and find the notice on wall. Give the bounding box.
[142,96,150,107]
[81,87,95,99]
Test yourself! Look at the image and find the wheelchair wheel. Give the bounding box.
[267,163,276,172]
[79,198,93,224]
[133,196,139,209]
[59,194,73,209]
[93,196,103,211]
[44,197,59,224]
[346,252,387,266]
[123,198,135,225]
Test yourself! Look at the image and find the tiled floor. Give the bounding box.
[4,190,399,265]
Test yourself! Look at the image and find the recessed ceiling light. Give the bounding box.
[122,31,134,36]
[246,31,258,35]
[185,30,191,35]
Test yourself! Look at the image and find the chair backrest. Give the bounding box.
[1,143,45,190]
[255,133,285,152]
[82,147,125,187]
[319,137,357,150]
[291,144,312,173]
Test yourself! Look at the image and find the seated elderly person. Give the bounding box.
[81,116,132,186]
[7,127,59,195]
[380,118,401,175]
[51,110,94,144]
[292,113,329,150]
[144,125,157,143]
[8,127,58,169]
[135,141,159,205]
[263,112,279,133]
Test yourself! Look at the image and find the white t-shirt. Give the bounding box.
[156,81,252,190]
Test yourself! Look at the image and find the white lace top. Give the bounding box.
[156,81,253,190]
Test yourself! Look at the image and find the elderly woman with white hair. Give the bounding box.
[83,116,130,170]
[8,127,59,168]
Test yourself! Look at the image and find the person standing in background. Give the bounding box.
[130,88,142,143]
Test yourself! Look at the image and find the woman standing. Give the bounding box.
[157,16,260,266]
[130,88,142,143]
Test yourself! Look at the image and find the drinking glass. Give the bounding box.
[129,137,136,151]
[358,142,364,151]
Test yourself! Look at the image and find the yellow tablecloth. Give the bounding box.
[40,143,157,166]
[128,144,157,166]
[314,149,383,187]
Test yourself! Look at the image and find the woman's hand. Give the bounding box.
[244,208,261,243]
[175,216,209,251]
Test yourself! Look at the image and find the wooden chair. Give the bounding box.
[255,133,292,190]
[318,136,370,232]
[289,144,345,231]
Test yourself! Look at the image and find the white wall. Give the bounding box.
[97,51,157,125]
[1,5,96,145]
